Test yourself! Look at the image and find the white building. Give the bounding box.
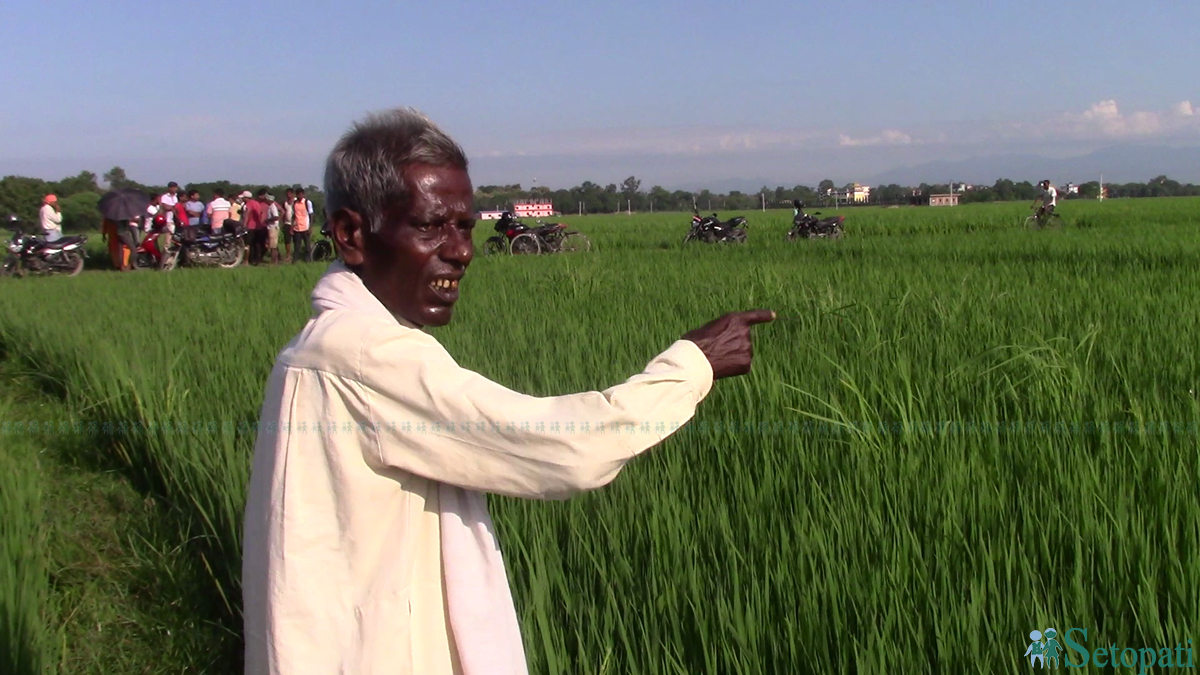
[512,200,556,218]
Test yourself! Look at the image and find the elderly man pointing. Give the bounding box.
[241,107,774,675]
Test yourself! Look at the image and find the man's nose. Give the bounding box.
[442,228,474,266]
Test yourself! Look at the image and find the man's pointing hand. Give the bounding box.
[681,309,776,380]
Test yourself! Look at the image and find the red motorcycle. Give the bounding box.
[132,221,179,271]
[482,214,590,255]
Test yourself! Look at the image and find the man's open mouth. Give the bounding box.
[429,277,461,303]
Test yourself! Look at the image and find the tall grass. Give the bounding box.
[1,398,58,675]
[0,198,1198,672]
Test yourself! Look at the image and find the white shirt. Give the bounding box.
[39,204,63,232]
[1041,185,1057,207]
[242,263,714,675]
[161,192,179,224]
[145,205,159,232]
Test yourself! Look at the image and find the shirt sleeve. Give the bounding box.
[353,329,714,499]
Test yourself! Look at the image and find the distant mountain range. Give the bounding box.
[862,144,1200,187]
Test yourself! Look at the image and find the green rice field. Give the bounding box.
[1,198,1198,674]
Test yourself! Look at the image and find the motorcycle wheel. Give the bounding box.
[728,228,747,243]
[682,231,697,245]
[310,240,333,262]
[161,247,180,271]
[482,237,506,256]
[1,255,19,277]
[509,233,541,255]
[559,232,590,253]
[219,242,245,268]
[65,252,85,277]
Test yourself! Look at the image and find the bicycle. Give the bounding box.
[1025,208,1063,230]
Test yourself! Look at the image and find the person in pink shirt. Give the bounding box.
[242,189,269,265]
[206,189,232,233]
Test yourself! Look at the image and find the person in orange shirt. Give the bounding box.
[291,188,313,262]
[101,217,127,270]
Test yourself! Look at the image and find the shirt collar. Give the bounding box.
[311,261,421,330]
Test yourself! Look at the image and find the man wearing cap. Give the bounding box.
[40,195,63,242]
[231,191,249,227]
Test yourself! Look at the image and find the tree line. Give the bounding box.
[2,167,1197,232]
[479,175,1200,214]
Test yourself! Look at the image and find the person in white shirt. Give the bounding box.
[160,181,180,233]
[1032,180,1058,223]
[39,194,63,241]
[281,188,296,262]
[264,194,281,264]
[240,106,776,675]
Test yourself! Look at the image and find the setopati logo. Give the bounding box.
[1023,627,1194,672]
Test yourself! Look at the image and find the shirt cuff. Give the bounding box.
[664,339,714,402]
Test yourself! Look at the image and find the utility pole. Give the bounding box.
[761,192,766,211]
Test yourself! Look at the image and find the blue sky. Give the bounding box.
[2,0,1197,189]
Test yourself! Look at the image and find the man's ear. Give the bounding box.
[332,208,367,266]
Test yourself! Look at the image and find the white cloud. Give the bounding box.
[1050,99,1200,140]
[838,129,914,147]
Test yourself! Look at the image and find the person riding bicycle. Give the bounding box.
[1032,180,1058,223]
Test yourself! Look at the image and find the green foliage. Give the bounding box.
[59,192,101,232]
[0,198,1198,672]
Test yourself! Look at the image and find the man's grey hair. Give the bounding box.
[323,107,469,233]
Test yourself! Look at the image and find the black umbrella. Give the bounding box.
[98,188,151,222]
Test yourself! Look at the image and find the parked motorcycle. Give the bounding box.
[174,225,247,268]
[309,222,336,262]
[683,212,748,244]
[787,201,844,240]
[2,216,88,277]
[483,215,590,255]
[132,225,180,271]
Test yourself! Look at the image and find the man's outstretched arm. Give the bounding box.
[354,310,773,499]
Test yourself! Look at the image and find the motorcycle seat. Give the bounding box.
[35,235,86,249]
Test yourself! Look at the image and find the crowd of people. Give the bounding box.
[90,182,318,271]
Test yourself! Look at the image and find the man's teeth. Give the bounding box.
[433,280,459,290]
